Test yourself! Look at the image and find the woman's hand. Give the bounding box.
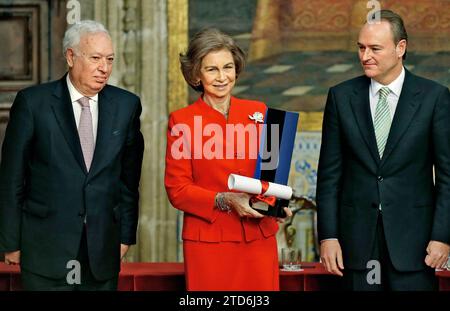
[276,207,293,223]
[221,192,264,218]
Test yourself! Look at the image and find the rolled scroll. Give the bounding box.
[228,174,293,200]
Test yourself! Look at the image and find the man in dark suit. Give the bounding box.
[0,20,144,290]
[317,10,450,290]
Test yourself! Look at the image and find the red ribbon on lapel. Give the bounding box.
[250,180,277,206]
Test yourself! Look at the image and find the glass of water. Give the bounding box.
[281,247,302,271]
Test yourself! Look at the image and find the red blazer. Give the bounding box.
[165,96,278,242]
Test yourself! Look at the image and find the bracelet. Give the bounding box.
[215,193,231,213]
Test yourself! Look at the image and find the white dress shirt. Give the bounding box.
[66,75,99,144]
[369,66,405,124]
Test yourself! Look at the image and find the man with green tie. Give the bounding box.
[317,10,450,290]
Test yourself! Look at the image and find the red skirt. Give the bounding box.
[183,236,279,291]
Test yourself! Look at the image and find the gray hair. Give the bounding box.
[62,20,110,58]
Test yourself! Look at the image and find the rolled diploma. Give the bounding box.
[227,174,292,200]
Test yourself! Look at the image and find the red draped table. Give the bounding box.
[1,262,449,291]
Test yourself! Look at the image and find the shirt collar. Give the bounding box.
[370,66,405,98]
[66,74,99,103]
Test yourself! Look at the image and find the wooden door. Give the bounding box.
[0,0,67,161]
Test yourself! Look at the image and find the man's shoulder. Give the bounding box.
[330,75,369,92]
[18,79,60,97]
[103,84,140,102]
[406,72,448,92]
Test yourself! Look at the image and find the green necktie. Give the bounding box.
[374,87,391,158]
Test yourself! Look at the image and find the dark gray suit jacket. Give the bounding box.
[0,75,144,280]
[317,70,450,271]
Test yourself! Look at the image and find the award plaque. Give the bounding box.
[251,108,299,217]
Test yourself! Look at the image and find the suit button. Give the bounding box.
[377,176,383,182]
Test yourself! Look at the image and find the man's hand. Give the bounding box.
[120,244,130,260]
[276,207,293,223]
[320,240,344,276]
[222,192,264,218]
[4,250,21,265]
[425,240,450,269]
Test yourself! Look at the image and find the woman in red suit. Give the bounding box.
[164,28,291,291]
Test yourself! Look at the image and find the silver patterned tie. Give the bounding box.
[77,97,94,171]
[374,87,391,158]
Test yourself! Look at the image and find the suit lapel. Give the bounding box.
[350,77,381,165]
[380,71,421,166]
[88,88,115,178]
[51,75,87,173]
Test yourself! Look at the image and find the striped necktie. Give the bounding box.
[374,87,391,158]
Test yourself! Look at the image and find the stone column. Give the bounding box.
[87,0,182,261]
[167,0,189,261]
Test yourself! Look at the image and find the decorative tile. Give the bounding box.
[232,85,250,95]
[282,86,314,96]
[326,64,354,73]
[264,65,294,74]
[289,131,321,198]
